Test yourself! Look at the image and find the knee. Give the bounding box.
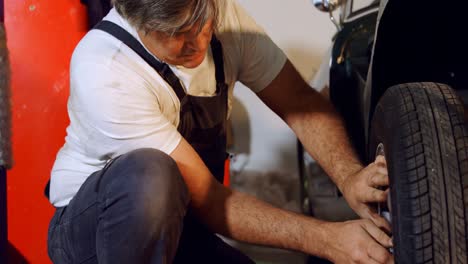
[102,148,189,218]
[121,148,179,178]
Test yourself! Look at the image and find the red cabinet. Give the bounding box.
[5,1,87,262]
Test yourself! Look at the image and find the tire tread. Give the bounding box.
[370,82,468,263]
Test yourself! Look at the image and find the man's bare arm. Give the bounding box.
[170,138,329,256]
[257,59,391,231]
[257,60,362,190]
[170,131,392,263]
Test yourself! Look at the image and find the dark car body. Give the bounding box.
[321,0,468,162]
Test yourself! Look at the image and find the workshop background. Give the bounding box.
[3,0,335,263]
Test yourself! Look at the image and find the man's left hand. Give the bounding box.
[341,155,391,233]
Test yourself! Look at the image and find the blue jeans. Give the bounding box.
[47,149,254,264]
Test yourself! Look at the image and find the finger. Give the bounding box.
[357,205,392,234]
[377,166,388,176]
[375,155,387,166]
[363,163,388,187]
[369,211,392,234]
[367,241,393,264]
[361,187,388,203]
[369,171,389,187]
[362,220,393,248]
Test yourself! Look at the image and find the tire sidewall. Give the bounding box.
[368,87,404,261]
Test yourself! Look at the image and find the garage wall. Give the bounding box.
[230,0,336,176]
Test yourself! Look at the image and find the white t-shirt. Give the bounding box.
[50,0,287,207]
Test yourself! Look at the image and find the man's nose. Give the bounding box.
[185,35,208,52]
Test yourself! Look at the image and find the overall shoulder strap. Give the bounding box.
[210,35,226,85]
[95,21,186,100]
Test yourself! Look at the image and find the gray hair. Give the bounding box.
[111,0,222,35]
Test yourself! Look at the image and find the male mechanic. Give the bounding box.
[47,0,393,263]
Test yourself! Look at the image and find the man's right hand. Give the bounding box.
[321,219,394,264]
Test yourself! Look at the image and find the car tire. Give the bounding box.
[369,82,468,263]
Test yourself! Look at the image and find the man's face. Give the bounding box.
[140,19,214,69]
